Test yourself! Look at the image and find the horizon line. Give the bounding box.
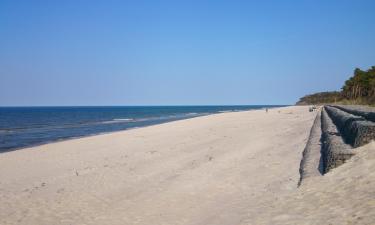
[0,104,290,108]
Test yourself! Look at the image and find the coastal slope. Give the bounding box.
[243,141,375,225]
[0,106,337,224]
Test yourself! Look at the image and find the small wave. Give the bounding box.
[185,112,199,116]
[0,129,13,134]
[97,118,135,125]
[133,117,155,122]
[113,118,134,122]
[219,110,233,113]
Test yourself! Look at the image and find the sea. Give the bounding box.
[0,105,283,152]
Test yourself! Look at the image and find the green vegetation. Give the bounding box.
[296,91,343,105]
[297,66,375,105]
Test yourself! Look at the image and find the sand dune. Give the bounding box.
[0,106,373,225]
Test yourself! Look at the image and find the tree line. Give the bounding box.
[297,66,375,105]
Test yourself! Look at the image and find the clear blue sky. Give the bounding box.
[1,0,374,106]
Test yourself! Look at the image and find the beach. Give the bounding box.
[0,106,374,225]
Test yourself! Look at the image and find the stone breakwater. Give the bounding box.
[325,105,375,147]
[333,105,375,122]
[321,107,354,173]
[299,105,375,185]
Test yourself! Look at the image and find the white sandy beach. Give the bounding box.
[0,106,374,225]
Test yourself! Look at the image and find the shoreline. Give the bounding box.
[1,106,286,154]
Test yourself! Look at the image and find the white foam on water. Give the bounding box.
[113,118,134,122]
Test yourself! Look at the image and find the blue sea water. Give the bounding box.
[0,105,283,152]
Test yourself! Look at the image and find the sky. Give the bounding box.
[1,0,375,106]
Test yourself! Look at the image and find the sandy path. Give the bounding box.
[0,106,316,225]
